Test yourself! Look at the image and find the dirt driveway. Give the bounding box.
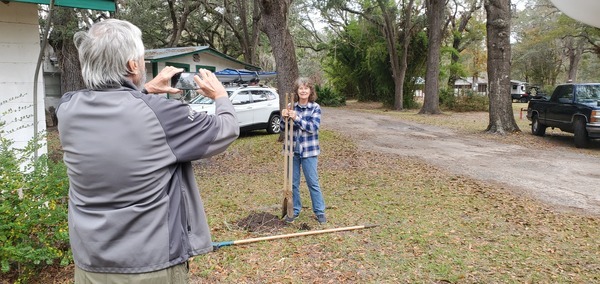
[322,107,600,216]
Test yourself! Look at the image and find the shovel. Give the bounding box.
[213,224,378,250]
[281,93,294,219]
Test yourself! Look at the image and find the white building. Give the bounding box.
[0,0,116,157]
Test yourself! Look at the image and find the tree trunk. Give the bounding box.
[484,0,519,134]
[258,0,299,108]
[396,0,415,110]
[258,0,299,141]
[376,0,403,110]
[205,0,262,65]
[419,0,444,115]
[566,38,584,82]
[58,40,85,93]
[167,0,201,47]
[447,35,461,89]
[239,0,261,65]
[50,8,85,93]
[447,0,481,89]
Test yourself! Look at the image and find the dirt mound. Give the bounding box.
[235,212,312,233]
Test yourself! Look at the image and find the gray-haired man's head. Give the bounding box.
[74,19,146,90]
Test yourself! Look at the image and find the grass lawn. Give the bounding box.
[20,101,599,283]
[189,102,599,283]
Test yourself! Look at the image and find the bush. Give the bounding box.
[439,88,457,109]
[316,85,346,107]
[440,89,488,112]
[0,132,70,282]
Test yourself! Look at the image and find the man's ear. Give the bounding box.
[127,60,139,75]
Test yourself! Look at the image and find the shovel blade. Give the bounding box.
[286,196,293,218]
[281,197,288,219]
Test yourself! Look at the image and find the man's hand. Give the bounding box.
[194,69,227,100]
[144,66,184,94]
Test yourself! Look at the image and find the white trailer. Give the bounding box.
[511,80,529,102]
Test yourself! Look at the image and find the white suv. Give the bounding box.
[188,85,281,134]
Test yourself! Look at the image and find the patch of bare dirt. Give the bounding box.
[235,212,288,233]
[235,212,313,234]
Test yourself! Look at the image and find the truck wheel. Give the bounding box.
[531,115,546,136]
[573,118,589,148]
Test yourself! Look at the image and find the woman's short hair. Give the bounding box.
[74,19,145,90]
[293,77,318,102]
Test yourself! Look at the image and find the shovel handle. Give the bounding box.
[212,224,379,249]
[286,94,294,218]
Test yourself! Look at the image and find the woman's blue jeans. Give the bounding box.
[292,155,326,217]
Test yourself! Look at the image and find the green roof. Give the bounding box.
[145,46,261,71]
[8,0,116,11]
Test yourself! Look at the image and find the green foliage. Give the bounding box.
[0,127,70,281]
[438,88,456,109]
[510,2,600,88]
[323,20,380,101]
[439,89,488,112]
[316,84,345,107]
[403,31,429,109]
[402,76,422,109]
[323,17,427,109]
[117,0,173,48]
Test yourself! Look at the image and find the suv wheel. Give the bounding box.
[267,114,281,134]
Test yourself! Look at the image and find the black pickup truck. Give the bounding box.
[526,83,600,148]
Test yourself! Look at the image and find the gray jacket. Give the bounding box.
[57,82,239,273]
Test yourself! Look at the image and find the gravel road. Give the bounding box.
[322,107,600,216]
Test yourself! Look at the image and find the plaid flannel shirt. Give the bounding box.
[283,102,321,158]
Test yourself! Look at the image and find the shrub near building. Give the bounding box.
[0,133,71,282]
[440,89,489,112]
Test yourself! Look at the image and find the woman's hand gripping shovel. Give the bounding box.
[282,93,294,219]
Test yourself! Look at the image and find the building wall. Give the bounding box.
[0,2,47,155]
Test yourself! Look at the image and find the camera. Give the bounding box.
[171,72,200,90]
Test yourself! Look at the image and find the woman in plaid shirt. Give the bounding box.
[282,77,327,224]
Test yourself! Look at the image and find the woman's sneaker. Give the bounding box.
[316,214,327,224]
[284,213,299,223]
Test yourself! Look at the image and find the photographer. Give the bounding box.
[57,19,239,283]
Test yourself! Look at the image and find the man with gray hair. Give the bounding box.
[57,19,239,283]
